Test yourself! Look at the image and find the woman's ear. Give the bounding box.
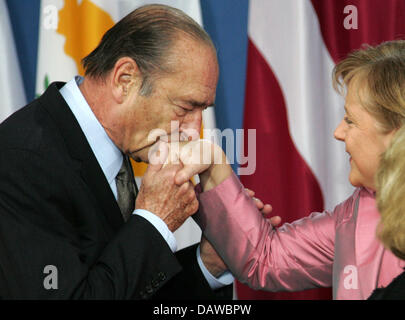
[110,57,140,103]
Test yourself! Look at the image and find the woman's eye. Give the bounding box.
[344,116,353,124]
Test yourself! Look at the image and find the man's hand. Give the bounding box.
[136,145,199,232]
[244,188,281,224]
[169,140,232,191]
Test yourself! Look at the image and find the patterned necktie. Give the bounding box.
[115,155,137,222]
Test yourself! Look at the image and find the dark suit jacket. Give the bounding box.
[368,269,405,300]
[0,82,231,299]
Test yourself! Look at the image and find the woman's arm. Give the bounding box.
[195,171,338,292]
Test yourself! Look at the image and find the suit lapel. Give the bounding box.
[38,82,124,232]
[80,157,124,231]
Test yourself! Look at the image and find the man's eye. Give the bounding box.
[175,106,189,116]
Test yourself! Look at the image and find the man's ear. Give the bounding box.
[110,57,140,104]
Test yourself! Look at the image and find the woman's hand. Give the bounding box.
[164,139,232,190]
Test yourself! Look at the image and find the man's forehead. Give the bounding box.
[170,37,218,67]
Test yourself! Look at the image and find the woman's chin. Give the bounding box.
[348,174,363,188]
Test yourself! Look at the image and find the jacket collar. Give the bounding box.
[59,76,123,188]
[38,82,124,231]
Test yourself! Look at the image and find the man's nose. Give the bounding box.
[180,109,203,141]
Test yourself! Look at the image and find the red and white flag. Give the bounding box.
[239,0,405,300]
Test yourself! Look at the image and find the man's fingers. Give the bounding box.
[174,165,201,185]
[249,193,273,217]
[269,215,282,227]
[261,204,273,215]
[252,197,264,210]
[245,188,255,197]
[186,198,199,216]
[175,181,190,195]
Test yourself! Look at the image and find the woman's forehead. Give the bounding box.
[346,76,372,109]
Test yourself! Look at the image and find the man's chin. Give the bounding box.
[129,140,182,164]
[129,145,152,163]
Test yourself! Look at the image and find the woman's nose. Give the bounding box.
[334,120,346,141]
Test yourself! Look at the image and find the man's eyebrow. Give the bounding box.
[186,100,215,108]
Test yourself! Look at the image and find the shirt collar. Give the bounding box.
[59,76,123,184]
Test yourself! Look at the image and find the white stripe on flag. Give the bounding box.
[248,0,353,210]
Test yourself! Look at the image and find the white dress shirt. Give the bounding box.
[60,76,233,290]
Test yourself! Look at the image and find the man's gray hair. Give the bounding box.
[82,4,215,95]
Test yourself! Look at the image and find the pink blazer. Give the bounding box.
[195,172,405,299]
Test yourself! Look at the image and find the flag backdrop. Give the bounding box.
[0,0,26,123]
[35,0,212,250]
[239,0,405,300]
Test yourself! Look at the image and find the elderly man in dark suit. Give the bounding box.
[0,4,233,299]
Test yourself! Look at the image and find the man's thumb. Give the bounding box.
[174,165,200,185]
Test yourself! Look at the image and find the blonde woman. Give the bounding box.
[173,40,405,299]
[368,126,405,299]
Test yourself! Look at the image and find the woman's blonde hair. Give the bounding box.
[333,40,405,133]
[376,125,405,260]
[335,40,405,260]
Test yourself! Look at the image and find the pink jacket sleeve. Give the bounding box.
[195,171,347,292]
